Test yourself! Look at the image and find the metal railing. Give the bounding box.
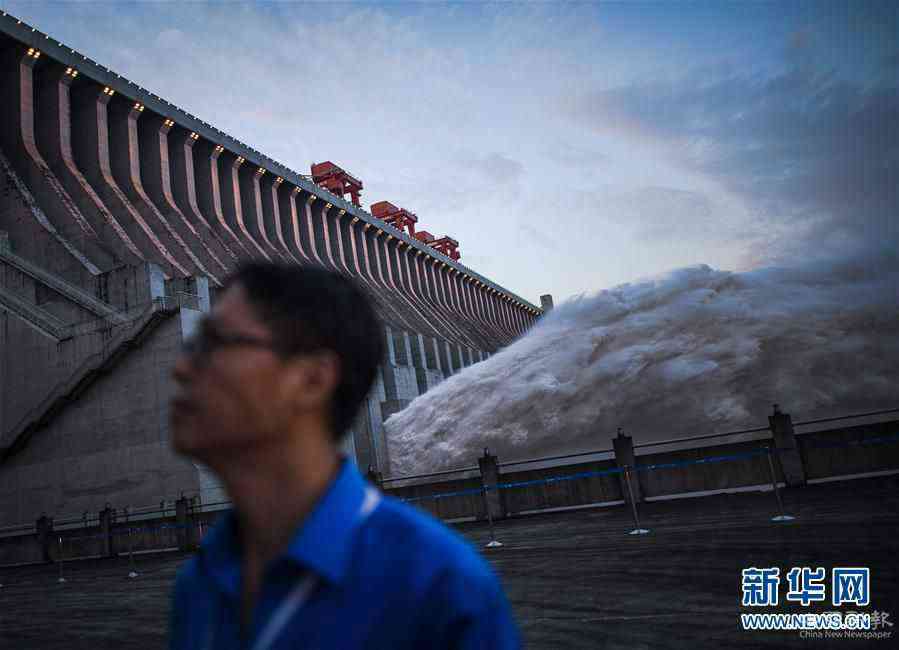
[392,431,899,544]
[793,408,899,427]
[1,409,896,550]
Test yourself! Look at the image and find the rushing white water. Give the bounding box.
[384,247,899,475]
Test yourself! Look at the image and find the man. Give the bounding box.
[169,262,521,650]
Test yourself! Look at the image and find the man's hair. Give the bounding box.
[225,262,384,440]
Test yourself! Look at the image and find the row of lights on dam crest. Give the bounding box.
[4,11,534,312]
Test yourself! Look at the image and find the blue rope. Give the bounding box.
[802,431,899,450]
[634,448,769,473]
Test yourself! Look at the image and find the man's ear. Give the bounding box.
[283,350,341,412]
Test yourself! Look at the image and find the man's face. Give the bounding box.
[170,284,294,459]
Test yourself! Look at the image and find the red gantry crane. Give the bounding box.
[311,161,363,207]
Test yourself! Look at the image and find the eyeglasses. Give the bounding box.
[182,320,280,365]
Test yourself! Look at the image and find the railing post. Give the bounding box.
[57,536,66,583]
[125,506,138,579]
[766,446,796,522]
[176,494,190,551]
[613,428,642,503]
[366,465,384,490]
[192,496,204,547]
[478,448,505,521]
[479,448,504,548]
[99,504,114,558]
[624,466,651,535]
[36,514,53,563]
[768,404,806,487]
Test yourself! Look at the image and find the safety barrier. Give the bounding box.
[395,433,898,546]
[34,506,215,584]
[0,411,896,582]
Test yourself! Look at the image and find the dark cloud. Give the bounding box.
[545,143,610,169]
[519,223,560,252]
[602,186,715,241]
[570,61,899,265]
[461,152,525,185]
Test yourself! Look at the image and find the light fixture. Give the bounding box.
[103,87,115,96]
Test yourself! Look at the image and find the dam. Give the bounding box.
[0,10,541,524]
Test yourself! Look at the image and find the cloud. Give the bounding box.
[4,1,896,306]
[567,59,899,267]
[462,153,524,185]
[600,186,715,240]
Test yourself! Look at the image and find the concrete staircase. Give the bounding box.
[0,284,71,341]
[0,296,177,461]
[0,239,126,325]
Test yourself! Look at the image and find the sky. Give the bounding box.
[4,1,896,306]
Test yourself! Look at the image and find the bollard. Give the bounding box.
[766,447,796,522]
[482,486,503,548]
[624,466,650,535]
[57,536,66,583]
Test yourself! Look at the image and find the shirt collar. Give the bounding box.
[199,456,370,596]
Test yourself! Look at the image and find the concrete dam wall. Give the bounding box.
[0,11,541,523]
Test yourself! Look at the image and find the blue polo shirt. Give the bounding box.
[169,458,521,649]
